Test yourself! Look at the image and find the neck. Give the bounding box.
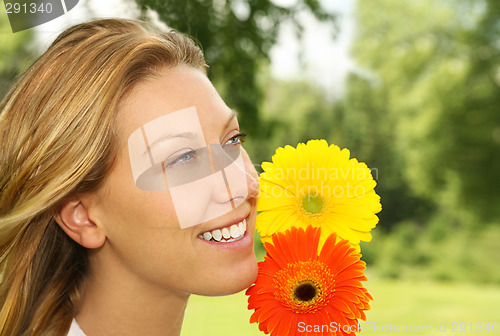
[75,250,190,336]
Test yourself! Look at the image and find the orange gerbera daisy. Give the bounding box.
[246,226,372,336]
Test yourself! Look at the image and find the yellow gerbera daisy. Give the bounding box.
[256,139,381,248]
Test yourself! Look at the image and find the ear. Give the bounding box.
[54,197,106,249]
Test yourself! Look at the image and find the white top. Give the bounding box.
[67,319,86,336]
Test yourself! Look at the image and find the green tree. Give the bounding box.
[348,0,500,227]
[450,0,500,223]
[133,0,337,134]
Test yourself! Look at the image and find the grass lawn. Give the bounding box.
[181,279,500,335]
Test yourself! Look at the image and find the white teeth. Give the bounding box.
[222,227,231,239]
[202,231,212,241]
[212,229,222,241]
[230,224,239,238]
[199,219,248,243]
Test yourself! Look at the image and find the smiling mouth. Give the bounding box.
[198,219,247,243]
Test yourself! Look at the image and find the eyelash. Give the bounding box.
[164,133,247,168]
[225,133,247,146]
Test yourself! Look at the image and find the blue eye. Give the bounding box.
[225,133,247,146]
[166,150,197,167]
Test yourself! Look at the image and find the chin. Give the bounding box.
[197,255,258,296]
[226,260,258,293]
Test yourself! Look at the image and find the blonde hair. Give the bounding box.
[0,18,206,336]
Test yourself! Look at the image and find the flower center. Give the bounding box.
[293,281,318,302]
[273,260,335,313]
[302,194,324,215]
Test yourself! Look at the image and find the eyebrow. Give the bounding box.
[143,131,198,155]
[224,109,238,131]
[142,109,238,156]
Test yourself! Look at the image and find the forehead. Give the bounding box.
[117,65,234,141]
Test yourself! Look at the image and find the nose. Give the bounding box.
[209,145,258,207]
[242,148,259,200]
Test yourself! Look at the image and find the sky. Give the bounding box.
[30,0,356,97]
[269,0,356,96]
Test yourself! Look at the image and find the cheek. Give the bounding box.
[94,160,184,263]
[96,186,201,287]
[103,146,180,229]
[111,184,178,230]
[168,175,232,228]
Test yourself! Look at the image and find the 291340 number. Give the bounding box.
[451,322,499,333]
[5,2,53,14]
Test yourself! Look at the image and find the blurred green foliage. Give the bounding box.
[351,0,500,226]
[0,12,32,99]
[362,222,500,284]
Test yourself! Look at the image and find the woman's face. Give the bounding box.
[88,65,259,296]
